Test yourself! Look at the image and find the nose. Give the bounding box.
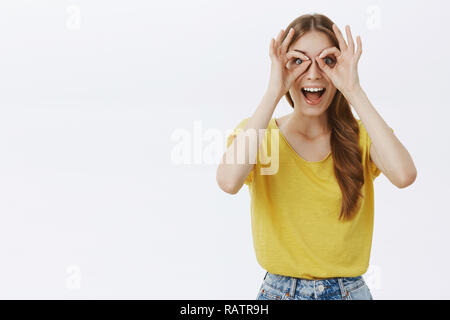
[305,58,322,80]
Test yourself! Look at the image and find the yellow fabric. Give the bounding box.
[226,117,393,279]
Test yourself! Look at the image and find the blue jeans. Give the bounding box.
[256,271,373,300]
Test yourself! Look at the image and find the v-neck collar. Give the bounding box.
[272,118,332,164]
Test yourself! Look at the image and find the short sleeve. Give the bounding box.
[225,117,254,186]
[358,119,394,180]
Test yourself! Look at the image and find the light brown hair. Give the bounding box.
[282,13,364,221]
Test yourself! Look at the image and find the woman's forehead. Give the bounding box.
[289,31,334,56]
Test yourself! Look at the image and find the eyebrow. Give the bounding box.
[293,49,330,57]
[293,49,308,55]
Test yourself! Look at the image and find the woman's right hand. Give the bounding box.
[267,28,312,98]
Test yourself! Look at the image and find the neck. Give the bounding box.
[287,109,330,139]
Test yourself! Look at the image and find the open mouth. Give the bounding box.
[301,88,326,105]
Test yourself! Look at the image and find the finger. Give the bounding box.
[318,47,341,59]
[345,25,355,53]
[286,55,310,70]
[356,35,362,62]
[269,38,275,58]
[285,51,309,69]
[332,23,348,51]
[286,50,310,62]
[291,56,312,67]
[315,56,331,74]
[280,28,295,54]
[291,59,311,77]
[274,29,285,52]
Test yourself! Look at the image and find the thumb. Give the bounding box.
[291,59,311,79]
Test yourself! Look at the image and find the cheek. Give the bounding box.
[323,75,334,86]
[325,81,336,93]
[327,88,338,102]
[294,75,305,85]
[328,87,337,96]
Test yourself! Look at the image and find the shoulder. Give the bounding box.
[356,118,363,129]
[232,117,278,130]
[233,117,251,130]
[356,119,366,141]
[227,117,251,147]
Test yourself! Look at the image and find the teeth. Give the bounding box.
[303,88,324,92]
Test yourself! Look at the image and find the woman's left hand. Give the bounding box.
[315,24,362,97]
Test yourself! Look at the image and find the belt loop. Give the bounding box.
[264,271,268,280]
[289,276,297,297]
[338,278,347,299]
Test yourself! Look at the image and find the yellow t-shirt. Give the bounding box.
[226,117,393,279]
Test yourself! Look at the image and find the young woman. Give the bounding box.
[216,13,417,300]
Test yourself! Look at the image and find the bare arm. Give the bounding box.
[348,87,417,188]
[216,90,282,194]
[216,27,311,194]
[315,24,417,188]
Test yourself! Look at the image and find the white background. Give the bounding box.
[0,0,448,299]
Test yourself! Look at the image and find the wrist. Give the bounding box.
[265,88,284,102]
[343,84,364,104]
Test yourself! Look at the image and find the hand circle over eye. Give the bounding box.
[312,24,363,95]
[285,50,310,69]
[293,56,334,67]
[323,56,336,66]
[267,28,312,97]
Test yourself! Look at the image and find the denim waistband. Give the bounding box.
[264,271,363,281]
[263,271,365,299]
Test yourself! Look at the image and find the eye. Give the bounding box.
[324,56,336,66]
[294,58,304,65]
